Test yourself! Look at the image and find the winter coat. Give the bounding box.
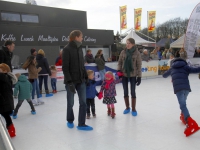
[100,78,122,98]
[55,56,62,66]
[86,80,98,99]
[28,63,42,79]
[85,54,95,63]
[0,73,14,113]
[117,49,142,77]
[163,58,200,94]
[95,57,105,71]
[14,75,32,100]
[62,41,87,84]
[0,46,13,72]
[141,53,150,62]
[36,54,51,76]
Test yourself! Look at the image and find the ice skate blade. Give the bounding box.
[185,127,200,137]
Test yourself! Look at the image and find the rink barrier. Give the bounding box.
[12,58,200,90]
[0,116,16,150]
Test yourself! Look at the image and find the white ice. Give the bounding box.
[10,74,200,150]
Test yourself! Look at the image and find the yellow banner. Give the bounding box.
[120,5,127,30]
[134,8,142,31]
[148,11,156,32]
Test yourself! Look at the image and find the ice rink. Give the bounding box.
[10,74,200,150]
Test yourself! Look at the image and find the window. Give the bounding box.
[21,14,39,23]
[1,12,21,22]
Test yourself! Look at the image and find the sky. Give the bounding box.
[2,0,200,34]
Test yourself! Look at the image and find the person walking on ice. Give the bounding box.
[12,73,36,119]
[163,58,200,137]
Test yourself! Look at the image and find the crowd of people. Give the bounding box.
[0,30,200,138]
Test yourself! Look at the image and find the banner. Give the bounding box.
[134,8,142,31]
[184,3,200,59]
[147,11,156,32]
[120,5,127,30]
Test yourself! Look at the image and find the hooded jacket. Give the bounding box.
[14,75,32,100]
[163,58,200,94]
[0,46,13,72]
[36,54,51,76]
[86,80,98,99]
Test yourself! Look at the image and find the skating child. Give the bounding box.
[0,63,17,138]
[98,71,123,118]
[13,73,36,119]
[50,65,57,93]
[86,70,99,119]
[163,58,200,137]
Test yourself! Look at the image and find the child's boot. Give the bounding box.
[86,114,90,119]
[37,98,44,105]
[92,114,96,118]
[32,99,39,106]
[45,90,53,97]
[184,117,200,137]
[7,124,16,138]
[180,113,186,125]
[111,108,116,119]
[107,108,111,116]
[123,96,130,114]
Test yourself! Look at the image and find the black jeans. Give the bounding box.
[1,111,13,127]
[13,99,35,116]
[65,82,87,126]
[38,75,49,91]
[86,98,95,115]
[122,77,136,98]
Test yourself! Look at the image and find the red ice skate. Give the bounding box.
[107,108,111,116]
[180,113,186,125]
[111,108,116,119]
[7,124,16,138]
[184,117,200,137]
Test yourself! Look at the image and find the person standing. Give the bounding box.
[95,54,106,81]
[36,49,53,97]
[62,30,93,131]
[0,40,15,72]
[85,49,95,63]
[55,49,63,66]
[30,48,37,57]
[117,38,142,116]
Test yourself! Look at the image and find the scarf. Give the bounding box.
[74,40,82,48]
[87,54,93,59]
[123,46,136,77]
[105,78,114,89]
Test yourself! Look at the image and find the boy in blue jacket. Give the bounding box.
[163,58,200,137]
[86,70,99,119]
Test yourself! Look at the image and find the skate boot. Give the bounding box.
[32,99,39,106]
[111,108,116,119]
[37,98,44,105]
[7,124,16,138]
[45,90,53,97]
[92,114,96,118]
[107,108,111,116]
[123,97,130,114]
[180,113,186,125]
[184,117,200,137]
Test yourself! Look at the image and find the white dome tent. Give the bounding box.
[121,28,155,45]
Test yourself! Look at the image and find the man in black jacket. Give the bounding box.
[62,30,93,131]
[0,41,15,72]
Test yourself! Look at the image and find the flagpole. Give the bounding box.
[147,11,149,41]
[120,6,122,35]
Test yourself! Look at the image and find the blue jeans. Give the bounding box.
[31,79,40,99]
[122,77,136,98]
[51,78,57,91]
[99,69,106,81]
[176,90,190,121]
[65,82,87,126]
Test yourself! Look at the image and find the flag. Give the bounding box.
[120,5,127,30]
[134,8,142,31]
[147,11,156,32]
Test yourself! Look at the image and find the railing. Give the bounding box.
[0,116,15,150]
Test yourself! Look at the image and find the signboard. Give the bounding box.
[141,61,158,77]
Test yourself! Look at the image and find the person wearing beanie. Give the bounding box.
[13,73,36,119]
[31,48,37,57]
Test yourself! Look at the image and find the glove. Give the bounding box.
[116,71,124,78]
[68,82,76,94]
[136,77,141,86]
[98,92,103,100]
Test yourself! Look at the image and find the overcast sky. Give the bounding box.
[3,0,200,34]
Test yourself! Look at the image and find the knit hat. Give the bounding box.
[30,48,36,55]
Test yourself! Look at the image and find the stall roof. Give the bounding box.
[156,38,173,47]
[121,29,155,45]
[170,34,200,48]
